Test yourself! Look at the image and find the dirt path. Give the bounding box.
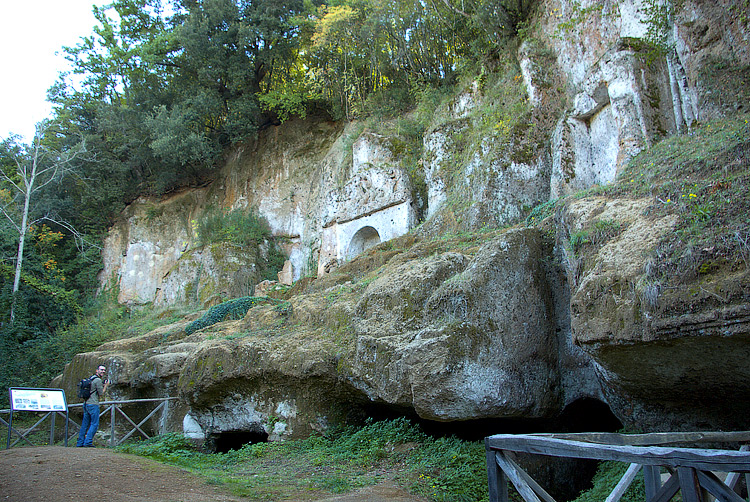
[0,446,429,502]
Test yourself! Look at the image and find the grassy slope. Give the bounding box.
[118,418,492,502]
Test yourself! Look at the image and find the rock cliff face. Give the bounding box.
[66,0,750,444]
[563,196,750,431]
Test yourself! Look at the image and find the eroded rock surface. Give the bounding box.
[560,196,750,430]
[60,228,589,439]
[69,0,750,445]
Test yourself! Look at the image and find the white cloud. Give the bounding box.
[0,0,104,142]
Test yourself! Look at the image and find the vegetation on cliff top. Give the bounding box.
[560,113,749,311]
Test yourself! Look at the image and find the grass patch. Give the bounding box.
[569,219,625,257]
[524,112,750,286]
[118,418,501,502]
[570,461,645,502]
[616,113,750,283]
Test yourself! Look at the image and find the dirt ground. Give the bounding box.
[0,446,430,502]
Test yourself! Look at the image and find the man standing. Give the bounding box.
[77,365,109,447]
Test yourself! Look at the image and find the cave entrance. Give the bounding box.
[359,398,622,440]
[210,429,269,453]
[346,226,381,259]
[558,397,623,433]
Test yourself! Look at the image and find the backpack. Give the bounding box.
[77,375,98,400]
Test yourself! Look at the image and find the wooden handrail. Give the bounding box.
[485,432,750,502]
[486,434,750,472]
[527,431,750,446]
[3,397,177,449]
[66,397,180,408]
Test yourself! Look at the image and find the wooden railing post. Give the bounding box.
[110,404,116,447]
[643,465,662,501]
[160,399,169,435]
[486,448,509,502]
[678,467,704,502]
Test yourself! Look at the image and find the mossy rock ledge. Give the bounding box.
[57,228,572,440]
[55,197,749,442]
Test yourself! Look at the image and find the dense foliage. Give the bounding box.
[195,208,272,247]
[49,0,535,202]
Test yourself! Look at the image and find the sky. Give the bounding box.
[0,0,106,142]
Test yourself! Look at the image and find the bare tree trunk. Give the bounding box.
[9,138,38,324]
[1,123,85,324]
[9,203,29,324]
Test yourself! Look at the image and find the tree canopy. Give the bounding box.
[46,0,533,201]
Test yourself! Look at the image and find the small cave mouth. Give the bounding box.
[210,429,269,453]
[558,397,623,433]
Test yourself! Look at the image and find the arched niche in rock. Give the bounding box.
[346,226,381,260]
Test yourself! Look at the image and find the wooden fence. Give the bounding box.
[486,431,750,502]
[2,397,178,449]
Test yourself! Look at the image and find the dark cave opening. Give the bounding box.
[545,398,625,501]
[361,397,623,440]
[557,397,624,433]
[210,429,269,453]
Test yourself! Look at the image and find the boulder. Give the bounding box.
[562,196,750,430]
[349,229,561,420]
[61,228,595,441]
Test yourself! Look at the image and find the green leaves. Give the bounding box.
[185,296,271,334]
[48,0,543,209]
[195,208,272,247]
[146,102,218,167]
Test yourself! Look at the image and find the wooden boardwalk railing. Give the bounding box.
[3,397,178,449]
[485,431,750,502]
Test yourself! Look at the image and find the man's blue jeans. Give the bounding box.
[77,403,100,447]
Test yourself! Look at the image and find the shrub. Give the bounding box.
[185,296,271,335]
[196,208,271,247]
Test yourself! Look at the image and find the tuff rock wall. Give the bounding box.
[70,0,750,455]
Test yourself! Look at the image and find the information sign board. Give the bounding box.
[9,388,67,412]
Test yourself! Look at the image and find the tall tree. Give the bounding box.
[149,0,306,150]
[0,123,85,323]
[53,0,309,195]
[52,0,182,196]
